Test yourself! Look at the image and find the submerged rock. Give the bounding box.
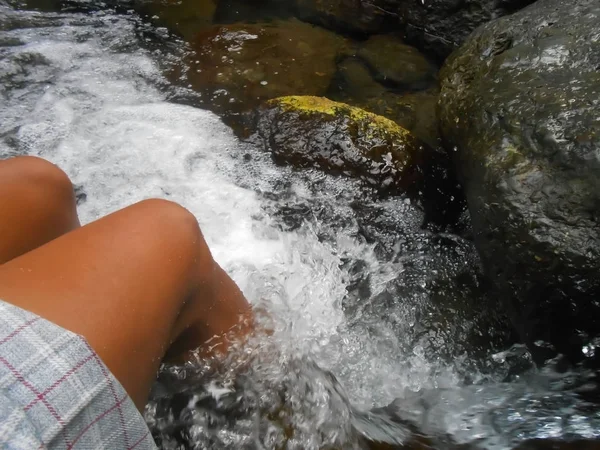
[357,34,436,90]
[332,57,386,102]
[439,0,600,366]
[330,57,441,148]
[361,88,441,150]
[183,20,345,112]
[139,0,216,40]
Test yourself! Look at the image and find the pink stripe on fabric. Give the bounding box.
[0,355,71,448]
[81,338,130,448]
[0,317,40,346]
[129,430,151,450]
[66,393,128,450]
[24,353,95,411]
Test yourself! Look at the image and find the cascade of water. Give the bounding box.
[1,3,598,448]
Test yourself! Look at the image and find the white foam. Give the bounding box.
[0,5,466,410]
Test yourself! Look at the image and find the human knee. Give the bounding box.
[11,156,76,209]
[134,199,209,264]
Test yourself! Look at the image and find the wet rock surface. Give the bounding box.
[182,20,346,112]
[395,0,537,61]
[329,56,441,149]
[357,34,436,90]
[250,95,425,193]
[439,0,600,366]
[293,0,393,35]
[291,0,535,60]
[248,95,464,228]
[138,0,216,40]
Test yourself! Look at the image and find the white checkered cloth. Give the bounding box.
[0,300,157,449]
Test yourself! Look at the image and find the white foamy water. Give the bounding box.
[1,3,599,448]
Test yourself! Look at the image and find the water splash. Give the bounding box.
[0,3,598,448]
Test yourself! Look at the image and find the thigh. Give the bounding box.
[0,199,210,409]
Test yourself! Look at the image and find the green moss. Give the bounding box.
[270,96,412,139]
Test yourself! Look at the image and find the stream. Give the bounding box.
[1,1,599,448]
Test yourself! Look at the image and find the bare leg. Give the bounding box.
[0,156,80,264]
[0,163,252,410]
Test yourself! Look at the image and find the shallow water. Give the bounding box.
[1,2,599,448]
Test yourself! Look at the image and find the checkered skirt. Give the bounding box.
[0,300,157,449]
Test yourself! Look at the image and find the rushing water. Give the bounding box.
[1,2,599,448]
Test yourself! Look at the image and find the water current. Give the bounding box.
[1,2,599,448]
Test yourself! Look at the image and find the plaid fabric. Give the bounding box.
[0,300,157,450]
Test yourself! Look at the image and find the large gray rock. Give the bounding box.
[439,0,600,366]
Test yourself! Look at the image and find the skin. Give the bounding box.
[0,156,253,410]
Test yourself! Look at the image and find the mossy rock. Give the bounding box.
[247,95,463,226]
[140,0,216,40]
[252,95,428,194]
[183,20,346,113]
[357,34,437,90]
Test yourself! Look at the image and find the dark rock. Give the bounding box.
[294,0,394,35]
[252,95,427,193]
[396,0,537,61]
[439,0,600,366]
[249,95,465,228]
[513,439,600,450]
[360,88,441,150]
[357,34,437,90]
[138,0,216,40]
[332,57,386,102]
[329,57,441,148]
[292,0,535,61]
[182,20,346,113]
[214,0,294,24]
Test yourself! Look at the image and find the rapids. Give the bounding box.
[1,1,598,448]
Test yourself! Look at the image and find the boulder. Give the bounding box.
[332,57,386,102]
[252,95,426,193]
[360,89,441,150]
[294,0,392,35]
[214,0,294,24]
[439,0,600,366]
[396,0,536,61]
[329,57,441,148]
[184,20,346,113]
[292,0,535,60]
[357,34,436,90]
[249,96,463,227]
